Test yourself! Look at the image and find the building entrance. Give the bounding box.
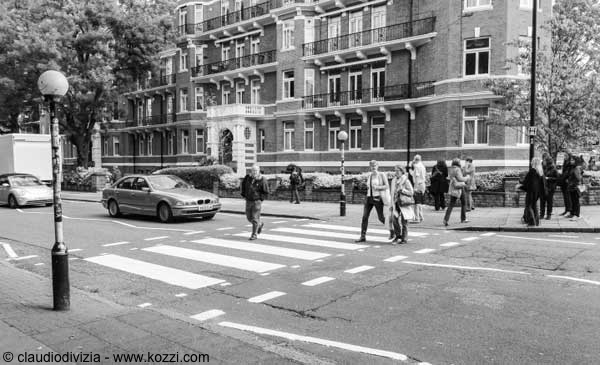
[219,129,233,165]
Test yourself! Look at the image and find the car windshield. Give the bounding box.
[9,175,43,187]
[147,175,192,190]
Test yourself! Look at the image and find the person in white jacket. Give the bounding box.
[410,155,427,223]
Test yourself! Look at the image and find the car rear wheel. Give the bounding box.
[8,195,18,209]
[108,199,121,217]
[157,203,172,223]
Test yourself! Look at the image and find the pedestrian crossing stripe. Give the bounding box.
[143,245,285,273]
[84,254,225,289]
[273,227,389,243]
[248,291,286,303]
[192,238,330,261]
[302,276,335,286]
[233,232,367,250]
[302,223,430,237]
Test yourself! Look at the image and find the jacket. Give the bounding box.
[392,174,414,209]
[410,162,427,193]
[463,163,476,191]
[290,171,303,186]
[366,171,390,198]
[543,164,559,193]
[567,166,582,191]
[241,174,270,201]
[448,165,468,198]
[522,168,546,204]
[430,164,449,194]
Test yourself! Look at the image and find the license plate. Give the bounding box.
[198,204,213,211]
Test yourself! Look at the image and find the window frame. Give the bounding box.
[181,129,190,154]
[328,120,340,151]
[180,49,188,72]
[282,70,295,99]
[147,134,153,156]
[195,129,205,154]
[462,107,490,146]
[259,129,265,152]
[371,116,385,149]
[236,81,245,104]
[251,79,261,104]
[304,120,314,151]
[195,86,204,111]
[167,132,174,155]
[464,37,491,77]
[349,118,362,150]
[138,135,145,156]
[283,121,295,151]
[180,89,188,112]
[222,88,231,105]
[464,0,493,11]
[282,20,295,50]
[113,136,120,156]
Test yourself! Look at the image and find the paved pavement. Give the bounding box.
[62,191,600,232]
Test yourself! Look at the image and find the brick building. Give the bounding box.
[102,0,552,174]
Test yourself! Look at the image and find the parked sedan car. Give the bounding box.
[0,173,53,208]
[101,174,221,223]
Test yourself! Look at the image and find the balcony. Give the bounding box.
[178,23,195,37]
[197,1,272,33]
[303,17,436,63]
[127,74,176,94]
[302,82,435,110]
[192,50,276,78]
[207,104,266,118]
[125,114,177,128]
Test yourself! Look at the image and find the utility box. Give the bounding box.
[0,134,53,182]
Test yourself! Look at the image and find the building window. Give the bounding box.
[222,88,231,104]
[180,50,188,71]
[284,121,295,151]
[304,69,314,97]
[180,89,188,112]
[196,129,204,153]
[236,82,245,104]
[194,4,203,23]
[517,34,531,75]
[103,137,108,156]
[304,120,314,150]
[138,136,145,156]
[195,87,204,110]
[179,7,187,29]
[251,36,260,54]
[283,71,294,99]
[195,48,203,68]
[235,41,245,59]
[463,106,489,145]
[464,37,490,76]
[349,118,362,150]
[259,129,265,152]
[137,101,143,125]
[251,79,260,104]
[167,94,173,114]
[113,136,120,156]
[147,134,153,156]
[222,47,230,62]
[464,0,492,10]
[282,20,295,50]
[146,97,152,120]
[515,126,528,145]
[167,132,174,155]
[328,120,340,150]
[371,116,385,149]
[182,130,189,154]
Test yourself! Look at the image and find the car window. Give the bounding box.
[133,177,149,190]
[8,175,43,187]
[147,175,192,190]
[117,177,135,190]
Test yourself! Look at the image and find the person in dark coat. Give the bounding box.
[289,167,303,204]
[429,160,448,210]
[521,157,546,226]
[541,154,559,220]
[558,150,573,216]
[566,155,584,220]
[241,164,270,240]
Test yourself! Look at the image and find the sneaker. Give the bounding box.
[257,222,264,234]
[570,216,580,221]
[565,214,574,219]
[443,220,448,227]
[294,201,300,204]
[355,237,366,243]
[461,220,470,223]
[249,235,257,240]
[400,240,408,244]
[388,231,395,240]
[545,215,552,220]
[391,238,399,245]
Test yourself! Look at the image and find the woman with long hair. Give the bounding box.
[390,165,414,244]
[566,156,583,220]
[443,158,469,226]
[521,157,546,226]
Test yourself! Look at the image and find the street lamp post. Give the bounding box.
[38,70,70,311]
[338,131,348,216]
[529,0,538,162]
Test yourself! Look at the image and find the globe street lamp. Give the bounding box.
[38,70,70,311]
[338,131,348,216]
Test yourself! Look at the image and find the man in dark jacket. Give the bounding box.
[541,154,559,219]
[289,167,303,204]
[558,150,573,216]
[429,160,448,210]
[241,165,270,240]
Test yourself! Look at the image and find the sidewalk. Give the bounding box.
[60,191,600,232]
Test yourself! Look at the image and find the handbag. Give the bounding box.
[454,180,466,189]
[381,189,391,206]
[399,193,414,206]
[577,184,586,193]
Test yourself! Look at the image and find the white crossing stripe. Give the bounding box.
[34,263,45,266]
[69,248,83,252]
[216,227,233,231]
[402,261,530,275]
[344,266,374,274]
[413,249,436,254]
[85,254,225,289]
[183,231,205,235]
[102,241,130,247]
[175,293,188,298]
[461,237,479,241]
[440,242,461,247]
[1,243,18,258]
[303,223,429,237]
[384,255,408,262]
[302,276,335,286]
[138,303,152,308]
[548,235,579,239]
[191,309,225,322]
[12,255,38,261]
[218,321,409,361]
[143,245,285,273]
[480,233,496,237]
[233,232,367,250]
[272,221,288,224]
[248,291,286,303]
[273,228,389,243]
[144,236,168,241]
[193,238,330,261]
[547,275,600,285]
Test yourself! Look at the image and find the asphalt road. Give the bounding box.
[1,201,599,364]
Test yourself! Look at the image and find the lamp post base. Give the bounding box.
[51,245,70,311]
[340,192,346,217]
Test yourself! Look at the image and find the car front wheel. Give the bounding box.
[157,203,172,223]
[8,195,19,209]
[108,199,121,217]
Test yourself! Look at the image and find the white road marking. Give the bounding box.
[548,235,579,239]
[184,231,205,235]
[143,245,285,273]
[302,276,335,286]
[191,309,225,321]
[144,236,168,241]
[216,227,234,231]
[1,243,18,258]
[295,218,310,221]
[248,291,286,303]
[497,235,596,246]
[218,321,409,361]
[233,232,367,250]
[220,282,231,286]
[129,248,138,251]
[461,237,479,242]
[402,261,530,275]
[547,275,600,286]
[413,249,436,254]
[260,273,270,276]
[344,266,374,274]
[85,254,225,289]
[68,258,79,261]
[374,245,381,248]
[138,303,152,308]
[69,248,83,252]
[193,238,330,261]
[440,242,461,247]
[480,232,496,237]
[384,255,408,263]
[302,223,429,237]
[291,265,301,269]
[34,263,45,266]
[16,208,24,212]
[175,293,188,298]
[274,227,391,243]
[272,221,288,224]
[102,241,130,247]
[11,255,38,261]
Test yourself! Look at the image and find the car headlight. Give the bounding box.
[174,200,184,206]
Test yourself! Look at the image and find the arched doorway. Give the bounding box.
[218,129,233,165]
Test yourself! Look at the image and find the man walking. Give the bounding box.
[241,165,270,240]
[289,167,303,204]
[355,160,390,243]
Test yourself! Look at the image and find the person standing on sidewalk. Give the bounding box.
[566,155,584,220]
[289,167,303,204]
[430,160,448,211]
[391,165,414,244]
[541,154,559,220]
[355,160,390,243]
[443,158,469,226]
[559,150,574,216]
[520,157,546,226]
[241,165,270,240]
[410,155,426,223]
[463,157,476,211]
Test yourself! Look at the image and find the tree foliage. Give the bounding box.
[485,0,600,158]
[0,0,174,166]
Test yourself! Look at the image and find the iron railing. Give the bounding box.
[196,1,271,32]
[178,23,196,36]
[126,114,177,127]
[192,50,276,77]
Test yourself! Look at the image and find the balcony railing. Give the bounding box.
[196,1,271,32]
[126,114,176,127]
[192,50,276,77]
[303,17,436,57]
[207,104,265,118]
[134,74,176,91]
[178,23,196,36]
[302,82,435,108]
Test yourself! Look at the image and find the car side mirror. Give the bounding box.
[141,187,151,192]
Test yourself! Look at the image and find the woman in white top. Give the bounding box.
[355,160,390,243]
[391,165,414,244]
[410,155,427,223]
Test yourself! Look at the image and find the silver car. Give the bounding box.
[0,173,53,208]
[101,174,221,223]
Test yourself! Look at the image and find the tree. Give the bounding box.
[0,0,174,166]
[485,0,600,158]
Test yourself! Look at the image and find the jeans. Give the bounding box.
[443,194,466,223]
[245,200,262,234]
[290,185,300,203]
[465,189,474,210]
[524,199,540,226]
[360,197,386,237]
[540,189,555,216]
[392,207,408,241]
[569,190,581,216]
[561,184,571,212]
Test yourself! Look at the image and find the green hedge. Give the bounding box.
[153,165,233,190]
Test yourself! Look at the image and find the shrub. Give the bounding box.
[474,169,522,192]
[154,165,233,190]
[220,173,242,190]
[585,170,600,186]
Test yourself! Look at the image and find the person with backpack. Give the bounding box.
[289,167,303,204]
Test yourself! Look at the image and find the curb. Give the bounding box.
[62,197,100,203]
[453,226,600,233]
